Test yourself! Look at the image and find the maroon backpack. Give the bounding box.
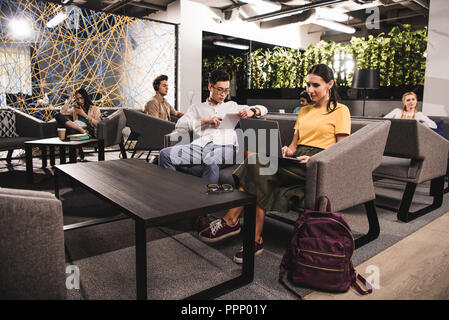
[279,197,372,299]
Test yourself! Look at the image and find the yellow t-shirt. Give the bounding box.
[293,103,351,149]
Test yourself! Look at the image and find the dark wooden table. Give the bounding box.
[25,137,104,184]
[54,158,256,300]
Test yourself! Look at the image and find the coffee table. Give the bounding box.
[25,137,104,184]
[54,159,256,300]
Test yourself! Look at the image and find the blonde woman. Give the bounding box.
[384,92,436,129]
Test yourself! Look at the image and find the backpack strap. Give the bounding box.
[278,219,306,300]
[351,272,373,295]
[315,195,332,212]
[278,266,303,300]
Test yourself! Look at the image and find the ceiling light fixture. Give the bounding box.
[213,41,249,50]
[313,18,355,34]
[260,10,304,22]
[47,6,68,28]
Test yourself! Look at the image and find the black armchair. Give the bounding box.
[0,107,56,164]
[123,109,175,160]
[96,108,127,158]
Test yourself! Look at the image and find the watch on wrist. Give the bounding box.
[250,108,257,118]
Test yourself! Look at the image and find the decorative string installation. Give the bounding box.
[0,0,176,121]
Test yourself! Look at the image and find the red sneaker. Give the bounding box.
[198,218,240,243]
[233,239,264,264]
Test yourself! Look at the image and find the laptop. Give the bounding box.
[239,118,299,161]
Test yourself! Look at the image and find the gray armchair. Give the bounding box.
[368,118,449,222]
[0,187,66,299]
[270,118,391,248]
[124,109,175,160]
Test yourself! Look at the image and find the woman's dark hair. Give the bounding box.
[208,69,230,86]
[299,90,312,104]
[307,64,339,113]
[75,88,93,109]
[153,74,168,91]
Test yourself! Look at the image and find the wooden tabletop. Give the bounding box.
[55,158,255,226]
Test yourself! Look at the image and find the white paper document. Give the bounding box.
[218,113,240,129]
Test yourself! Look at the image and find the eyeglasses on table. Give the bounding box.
[206,183,234,194]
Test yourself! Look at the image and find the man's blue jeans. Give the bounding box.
[159,143,236,183]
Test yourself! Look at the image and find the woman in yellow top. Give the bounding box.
[199,64,351,263]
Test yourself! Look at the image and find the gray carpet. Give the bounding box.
[2,153,448,300]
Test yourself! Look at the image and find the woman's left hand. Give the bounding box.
[296,155,310,164]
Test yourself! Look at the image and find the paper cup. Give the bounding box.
[57,128,66,140]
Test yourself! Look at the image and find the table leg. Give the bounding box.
[185,201,256,300]
[54,168,60,199]
[50,146,55,167]
[69,146,77,163]
[98,139,105,161]
[135,220,147,300]
[25,144,33,184]
[59,146,66,164]
[41,147,47,168]
[242,203,256,282]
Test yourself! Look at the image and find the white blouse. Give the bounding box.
[383,108,437,129]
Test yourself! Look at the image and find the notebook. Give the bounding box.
[239,118,299,161]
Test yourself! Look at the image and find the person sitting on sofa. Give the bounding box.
[383,91,437,129]
[159,69,267,184]
[198,64,351,264]
[293,90,312,114]
[144,74,183,122]
[55,88,101,136]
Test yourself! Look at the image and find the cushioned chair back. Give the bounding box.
[265,114,297,146]
[124,109,175,151]
[352,116,425,158]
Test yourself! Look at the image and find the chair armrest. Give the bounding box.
[14,109,46,138]
[97,109,126,147]
[305,120,390,211]
[164,130,192,148]
[416,124,449,182]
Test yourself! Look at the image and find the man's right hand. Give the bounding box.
[208,117,222,127]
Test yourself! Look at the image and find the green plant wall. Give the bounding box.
[203,25,428,90]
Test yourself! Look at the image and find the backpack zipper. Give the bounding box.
[297,261,344,272]
[297,248,345,258]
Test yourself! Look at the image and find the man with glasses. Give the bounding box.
[159,69,267,183]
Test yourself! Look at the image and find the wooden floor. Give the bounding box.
[304,211,449,300]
